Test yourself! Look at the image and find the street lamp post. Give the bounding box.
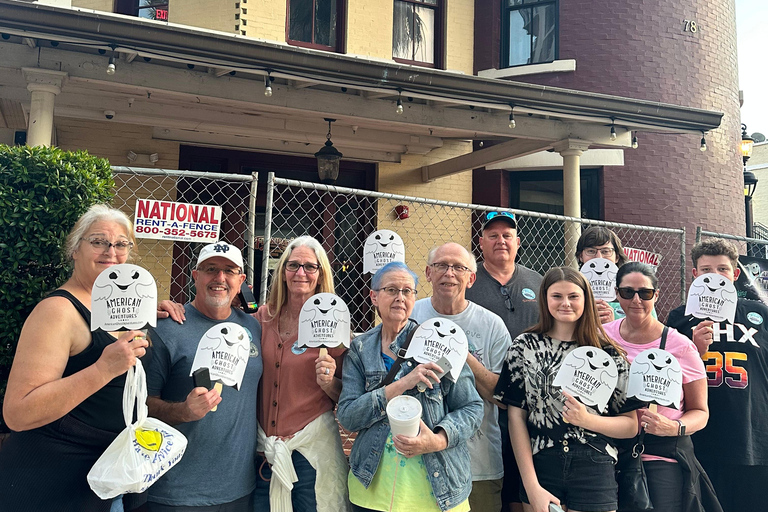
[742,124,756,238]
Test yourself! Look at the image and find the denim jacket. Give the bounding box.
[337,321,483,511]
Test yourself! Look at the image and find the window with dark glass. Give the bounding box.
[392,0,443,67]
[502,0,557,67]
[287,0,344,51]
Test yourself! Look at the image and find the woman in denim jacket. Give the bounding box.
[338,261,483,512]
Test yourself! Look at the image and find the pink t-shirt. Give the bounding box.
[604,319,706,462]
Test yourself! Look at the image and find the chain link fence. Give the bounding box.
[261,174,687,329]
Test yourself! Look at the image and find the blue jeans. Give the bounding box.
[252,451,317,512]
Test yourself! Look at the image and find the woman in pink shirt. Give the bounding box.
[603,262,720,512]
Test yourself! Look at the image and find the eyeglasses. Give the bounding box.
[499,286,515,312]
[485,211,516,223]
[198,265,242,277]
[617,287,656,301]
[583,247,616,258]
[376,286,417,298]
[430,263,471,275]
[285,261,321,274]
[81,237,134,255]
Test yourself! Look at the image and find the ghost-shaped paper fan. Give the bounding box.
[685,272,737,323]
[91,264,157,332]
[362,230,406,274]
[580,258,619,301]
[404,317,468,382]
[298,293,351,349]
[553,346,618,413]
[190,322,251,390]
[627,348,683,409]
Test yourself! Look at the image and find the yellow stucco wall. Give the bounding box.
[71,0,113,11]
[168,0,238,33]
[377,140,474,288]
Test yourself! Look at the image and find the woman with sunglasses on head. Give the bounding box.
[0,205,150,512]
[494,266,638,512]
[338,261,483,512]
[251,236,350,512]
[603,262,720,512]
[576,226,652,325]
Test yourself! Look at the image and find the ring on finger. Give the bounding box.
[324,367,330,375]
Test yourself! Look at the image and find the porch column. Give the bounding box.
[554,140,591,267]
[22,68,67,147]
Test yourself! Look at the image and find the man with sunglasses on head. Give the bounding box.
[667,239,768,512]
[466,211,542,512]
[144,242,263,512]
[412,242,513,512]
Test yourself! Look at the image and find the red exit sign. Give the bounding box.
[156,8,168,20]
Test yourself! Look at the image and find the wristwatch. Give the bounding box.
[676,419,686,436]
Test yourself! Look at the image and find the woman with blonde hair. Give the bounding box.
[252,235,349,512]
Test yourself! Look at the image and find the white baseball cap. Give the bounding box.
[197,242,244,269]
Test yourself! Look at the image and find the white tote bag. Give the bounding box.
[88,359,187,499]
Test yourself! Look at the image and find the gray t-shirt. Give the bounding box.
[465,263,543,340]
[146,304,263,506]
[412,298,512,481]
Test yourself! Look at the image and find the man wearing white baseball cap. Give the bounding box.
[145,241,263,511]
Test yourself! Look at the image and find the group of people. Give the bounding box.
[0,204,765,512]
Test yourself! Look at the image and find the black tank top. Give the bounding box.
[51,289,128,433]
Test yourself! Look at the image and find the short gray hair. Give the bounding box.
[426,243,477,273]
[65,204,134,260]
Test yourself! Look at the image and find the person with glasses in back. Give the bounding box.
[143,242,264,512]
[575,226,634,325]
[411,242,512,512]
[338,261,483,512]
[667,239,768,512]
[251,236,350,512]
[466,211,542,512]
[603,262,720,512]
[0,204,150,512]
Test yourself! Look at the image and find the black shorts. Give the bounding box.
[520,443,617,512]
[499,412,521,505]
[699,460,768,512]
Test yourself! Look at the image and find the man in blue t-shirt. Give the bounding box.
[146,242,263,511]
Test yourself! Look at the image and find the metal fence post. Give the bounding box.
[246,172,258,286]
[259,172,275,304]
[680,227,687,307]
[695,226,702,244]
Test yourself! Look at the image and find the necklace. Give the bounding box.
[279,311,298,338]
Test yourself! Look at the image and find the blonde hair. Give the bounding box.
[64,204,135,260]
[264,236,334,320]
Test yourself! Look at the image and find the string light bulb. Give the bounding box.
[700,135,707,152]
[610,124,617,141]
[106,55,116,76]
[396,96,404,115]
[264,73,273,97]
[508,111,516,129]
[632,133,638,149]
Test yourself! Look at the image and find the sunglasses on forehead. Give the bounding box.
[485,211,516,222]
[617,287,656,301]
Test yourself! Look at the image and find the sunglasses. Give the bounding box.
[500,286,515,311]
[617,287,656,301]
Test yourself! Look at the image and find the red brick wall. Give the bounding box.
[474,0,744,241]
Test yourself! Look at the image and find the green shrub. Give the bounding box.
[0,145,114,432]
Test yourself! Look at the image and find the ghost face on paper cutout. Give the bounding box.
[91,263,157,332]
[298,293,351,348]
[404,317,469,382]
[190,322,251,389]
[627,348,683,408]
[579,258,619,301]
[363,230,406,274]
[685,272,738,323]
[747,262,761,278]
[552,346,618,413]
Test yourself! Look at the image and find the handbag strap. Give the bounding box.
[659,326,669,350]
[377,319,419,389]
